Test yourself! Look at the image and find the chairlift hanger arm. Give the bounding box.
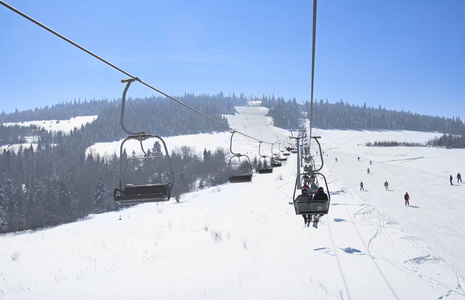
[120,78,144,136]
[311,136,324,172]
[229,131,241,156]
[258,141,266,157]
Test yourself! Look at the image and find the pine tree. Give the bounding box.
[93,176,110,213]
[0,186,7,232]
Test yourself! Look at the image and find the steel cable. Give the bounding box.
[0,0,276,145]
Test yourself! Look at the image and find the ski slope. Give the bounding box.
[1,105,465,300]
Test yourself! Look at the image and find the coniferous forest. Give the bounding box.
[261,98,465,134]
[0,93,244,233]
[1,93,465,233]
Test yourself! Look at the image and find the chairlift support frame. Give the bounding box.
[114,78,175,204]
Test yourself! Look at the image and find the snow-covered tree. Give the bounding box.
[93,176,110,214]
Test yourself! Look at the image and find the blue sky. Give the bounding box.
[1,0,464,120]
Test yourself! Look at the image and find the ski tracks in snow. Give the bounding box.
[327,180,400,300]
[323,147,465,299]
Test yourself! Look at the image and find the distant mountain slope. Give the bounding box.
[262,98,465,134]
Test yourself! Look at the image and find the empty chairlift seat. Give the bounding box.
[114,183,172,204]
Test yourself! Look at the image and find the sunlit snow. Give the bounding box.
[1,106,464,300]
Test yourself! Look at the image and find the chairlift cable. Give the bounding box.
[0,0,276,145]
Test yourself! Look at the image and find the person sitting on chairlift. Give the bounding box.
[301,186,310,196]
[313,187,328,219]
[303,175,310,184]
[302,176,310,194]
[313,187,328,201]
[310,181,318,193]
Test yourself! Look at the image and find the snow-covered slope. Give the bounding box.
[2,115,98,134]
[1,115,98,154]
[1,107,464,300]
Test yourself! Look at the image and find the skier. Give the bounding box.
[404,192,410,206]
[313,187,328,201]
[335,157,338,162]
[384,181,389,191]
[301,183,310,194]
[300,189,311,225]
[367,168,370,174]
[360,182,364,191]
[310,187,329,227]
[458,173,462,183]
[450,175,454,185]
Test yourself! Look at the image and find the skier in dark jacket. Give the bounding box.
[313,187,328,201]
[458,173,462,183]
[404,192,410,206]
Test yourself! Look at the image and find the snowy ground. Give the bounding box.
[1,106,465,300]
[2,115,98,134]
[1,115,98,153]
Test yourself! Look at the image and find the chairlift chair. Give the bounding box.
[228,155,253,182]
[271,143,282,167]
[257,141,273,174]
[271,154,282,167]
[114,135,174,204]
[114,78,175,204]
[228,131,253,183]
[277,142,288,161]
[292,172,330,216]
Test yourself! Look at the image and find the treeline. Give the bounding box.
[0,127,230,233]
[427,133,465,148]
[0,92,249,233]
[366,141,423,147]
[0,92,248,141]
[310,100,465,134]
[0,92,246,124]
[261,97,465,135]
[0,125,39,146]
[261,97,301,129]
[365,134,465,149]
